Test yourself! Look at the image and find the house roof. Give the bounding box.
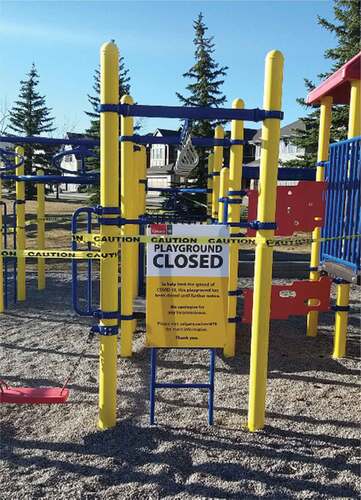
[306,52,361,105]
[251,119,305,142]
[154,128,181,137]
[153,127,258,141]
[66,132,95,140]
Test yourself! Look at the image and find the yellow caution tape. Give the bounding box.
[72,232,361,248]
[0,249,117,259]
[72,233,257,246]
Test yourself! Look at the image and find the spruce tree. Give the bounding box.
[8,64,56,197]
[176,12,228,186]
[286,0,360,167]
[85,56,131,138]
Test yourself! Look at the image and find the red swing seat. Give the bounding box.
[0,380,69,404]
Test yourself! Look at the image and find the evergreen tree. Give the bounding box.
[176,12,228,186]
[285,0,360,167]
[8,64,56,197]
[85,56,131,138]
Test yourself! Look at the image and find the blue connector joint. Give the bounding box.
[90,325,118,336]
[249,221,277,230]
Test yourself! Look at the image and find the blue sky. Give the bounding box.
[0,0,335,135]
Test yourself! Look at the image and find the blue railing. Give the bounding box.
[321,136,361,272]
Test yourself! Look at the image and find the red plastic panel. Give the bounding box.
[247,181,326,236]
[242,276,331,323]
[0,383,69,404]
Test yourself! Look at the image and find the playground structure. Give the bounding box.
[0,43,360,432]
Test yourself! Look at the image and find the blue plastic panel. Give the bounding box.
[321,136,361,271]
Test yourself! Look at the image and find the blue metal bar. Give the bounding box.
[155,382,211,389]
[223,198,229,224]
[0,135,99,147]
[208,349,216,426]
[86,211,93,315]
[344,141,356,261]
[71,207,96,316]
[242,166,316,181]
[149,348,157,425]
[329,144,340,259]
[330,136,361,147]
[104,103,284,122]
[352,141,361,267]
[321,147,333,259]
[138,224,145,297]
[336,142,348,258]
[149,347,216,425]
[0,174,99,185]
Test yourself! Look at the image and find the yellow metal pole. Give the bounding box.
[132,147,142,300]
[248,50,284,432]
[207,153,214,219]
[98,41,119,430]
[333,284,350,358]
[15,146,26,301]
[306,96,333,337]
[120,94,136,357]
[37,168,45,290]
[225,98,244,357]
[207,154,213,220]
[218,166,229,224]
[333,79,360,358]
[138,145,147,218]
[211,126,224,221]
[0,176,3,313]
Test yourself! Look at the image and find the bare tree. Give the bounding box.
[0,98,9,135]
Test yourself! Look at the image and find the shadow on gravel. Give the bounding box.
[1,419,359,499]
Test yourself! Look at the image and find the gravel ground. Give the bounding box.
[0,269,360,499]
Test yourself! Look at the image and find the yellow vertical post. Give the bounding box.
[120,94,136,357]
[37,168,45,290]
[0,176,3,313]
[207,154,214,220]
[333,79,360,358]
[98,41,119,430]
[138,145,147,219]
[132,147,142,301]
[15,146,26,301]
[211,126,224,220]
[248,51,284,432]
[218,167,229,224]
[225,98,244,357]
[306,96,333,337]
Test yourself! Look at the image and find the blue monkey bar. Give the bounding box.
[0,174,99,184]
[0,135,99,147]
[100,103,284,122]
[321,136,361,280]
